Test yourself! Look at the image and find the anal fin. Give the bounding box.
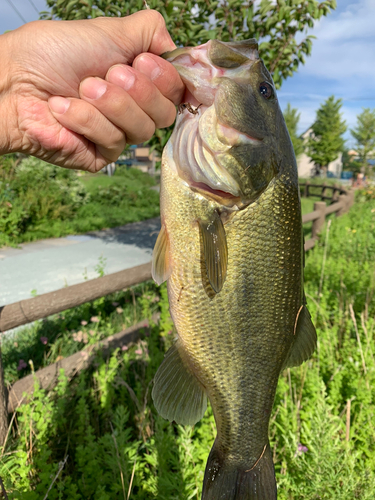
[198,211,228,294]
[152,340,207,426]
[282,305,317,370]
[152,224,172,285]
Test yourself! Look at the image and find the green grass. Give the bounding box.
[0,160,160,247]
[1,154,344,249]
[79,167,156,194]
[1,196,375,499]
[301,197,315,215]
[2,281,161,386]
[299,177,344,186]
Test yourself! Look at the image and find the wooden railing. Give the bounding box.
[302,187,355,251]
[299,181,348,203]
[0,187,355,334]
[0,186,355,416]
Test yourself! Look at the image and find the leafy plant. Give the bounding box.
[0,157,160,247]
[283,103,304,158]
[350,108,375,175]
[0,155,89,246]
[307,96,347,175]
[2,197,375,499]
[39,0,337,155]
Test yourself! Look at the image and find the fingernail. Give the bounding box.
[80,77,107,100]
[135,55,161,81]
[107,65,136,91]
[48,96,70,114]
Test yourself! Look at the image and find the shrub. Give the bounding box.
[2,198,375,499]
[0,156,88,245]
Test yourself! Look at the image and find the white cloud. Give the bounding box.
[298,0,375,83]
[279,0,375,140]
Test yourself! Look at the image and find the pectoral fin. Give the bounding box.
[198,212,228,294]
[282,305,317,370]
[152,340,207,426]
[152,224,172,285]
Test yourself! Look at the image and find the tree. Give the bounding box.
[40,0,337,155]
[341,148,361,174]
[307,96,346,175]
[283,103,304,158]
[41,0,337,89]
[350,108,375,175]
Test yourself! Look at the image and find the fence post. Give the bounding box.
[304,181,309,198]
[0,347,8,446]
[312,201,326,239]
[332,183,339,202]
[336,194,348,217]
[347,189,355,209]
[321,182,327,201]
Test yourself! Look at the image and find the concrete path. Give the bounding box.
[0,218,161,306]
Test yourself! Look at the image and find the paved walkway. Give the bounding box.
[0,218,161,306]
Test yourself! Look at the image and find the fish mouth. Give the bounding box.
[163,44,221,108]
[163,41,263,206]
[162,40,259,109]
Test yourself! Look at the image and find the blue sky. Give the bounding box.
[1,0,374,147]
[277,0,375,145]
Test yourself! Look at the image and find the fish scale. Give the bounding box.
[152,39,317,499]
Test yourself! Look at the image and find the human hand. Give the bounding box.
[0,10,184,171]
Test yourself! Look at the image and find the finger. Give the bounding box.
[106,64,177,128]
[79,76,156,144]
[48,95,126,162]
[94,10,177,63]
[132,54,185,106]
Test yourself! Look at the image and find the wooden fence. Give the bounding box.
[302,185,355,251]
[299,181,348,203]
[0,185,355,415]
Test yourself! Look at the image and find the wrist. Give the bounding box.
[0,31,22,156]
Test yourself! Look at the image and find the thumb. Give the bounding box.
[95,10,177,63]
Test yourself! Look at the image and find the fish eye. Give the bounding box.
[259,82,274,100]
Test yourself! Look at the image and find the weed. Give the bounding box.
[0,157,159,247]
[2,198,375,498]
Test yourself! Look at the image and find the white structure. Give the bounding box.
[297,128,343,178]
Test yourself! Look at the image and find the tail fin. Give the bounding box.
[202,441,277,500]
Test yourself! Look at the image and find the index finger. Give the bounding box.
[94,10,177,64]
[133,53,185,105]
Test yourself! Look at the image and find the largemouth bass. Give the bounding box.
[151,39,317,500]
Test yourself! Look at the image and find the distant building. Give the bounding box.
[297,128,343,178]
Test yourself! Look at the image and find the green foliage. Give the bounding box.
[2,280,161,386]
[350,108,375,175]
[342,148,361,174]
[283,103,304,158]
[356,187,375,203]
[307,96,347,172]
[0,155,88,246]
[0,158,159,247]
[39,0,336,155]
[3,198,375,498]
[40,0,336,88]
